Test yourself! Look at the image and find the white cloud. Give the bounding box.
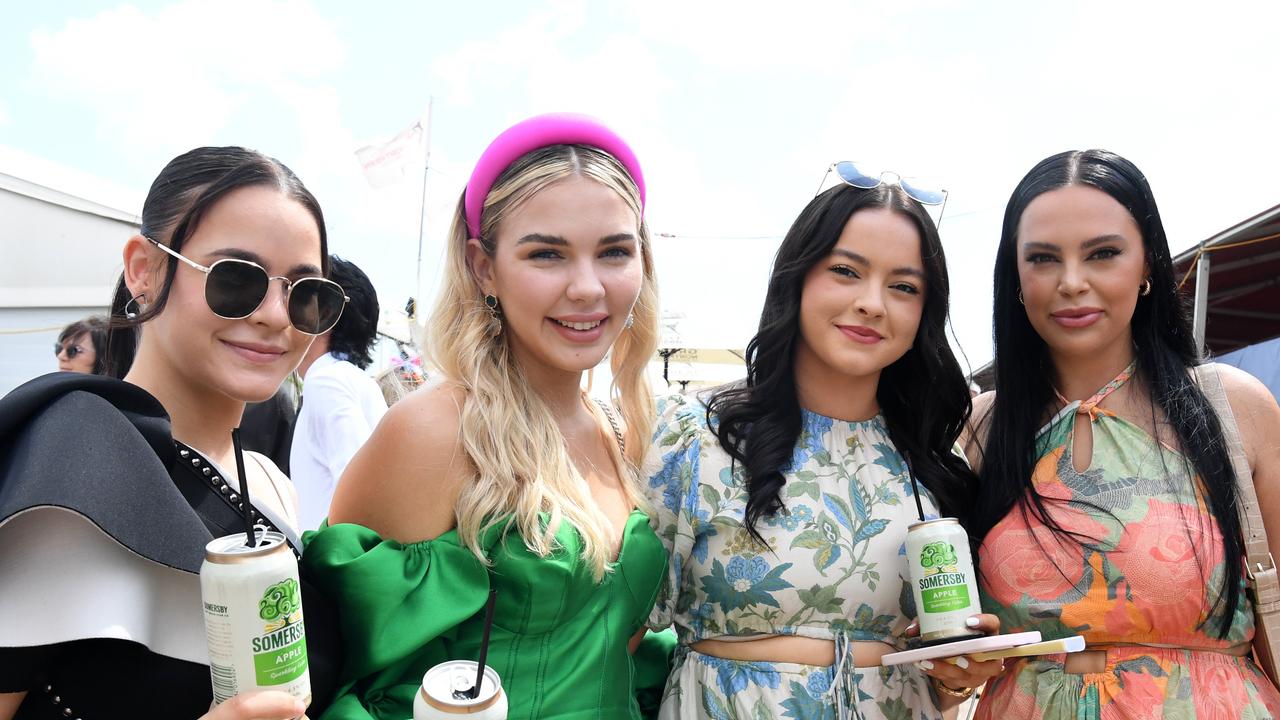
[21,0,440,317]
[29,0,345,153]
[621,0,926,71]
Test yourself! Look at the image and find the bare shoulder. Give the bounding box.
[1206,363,1280,466]
[970,390,997,425]
[960,391,997,471]
[328,380,473,542]
[1210,363,1278,413]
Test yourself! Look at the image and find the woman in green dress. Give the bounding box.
[302,114,670,719]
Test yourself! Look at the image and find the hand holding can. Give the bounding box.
[201,530,312,709]
[906,518,984,644]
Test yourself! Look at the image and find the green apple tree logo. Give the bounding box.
[259,578,302,631]
[920,541,959,576]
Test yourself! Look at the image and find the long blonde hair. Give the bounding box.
[427,144,659,579]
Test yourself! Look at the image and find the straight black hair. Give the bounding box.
[105,147,329,376]
[708,183,978,545]
[971,149,1242,638]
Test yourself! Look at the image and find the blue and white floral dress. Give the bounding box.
[645,393,942,720]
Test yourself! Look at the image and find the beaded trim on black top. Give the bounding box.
[172,440,298,559]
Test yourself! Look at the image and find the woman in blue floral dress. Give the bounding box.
[645,169,1004,719]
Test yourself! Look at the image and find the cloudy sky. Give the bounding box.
[3,0,1278,371]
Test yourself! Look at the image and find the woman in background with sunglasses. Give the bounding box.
[644,163,1002,719]
[0,146,344,720]
[53,315,118,376]
[965,150,1280,718]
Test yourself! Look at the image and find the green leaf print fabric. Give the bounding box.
[644,393,943,719]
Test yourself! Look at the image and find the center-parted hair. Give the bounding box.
[971,149,1243,638]
[707,183,978,545]
[428,144,659,579]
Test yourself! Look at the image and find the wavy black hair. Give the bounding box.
[105,146,329,377]
[325,255,380,370]
[971,149,1242,638]
[707,183,978,545]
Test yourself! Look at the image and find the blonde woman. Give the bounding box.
[304,114,669,720]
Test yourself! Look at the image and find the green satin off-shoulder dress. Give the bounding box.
[303,509,675,720]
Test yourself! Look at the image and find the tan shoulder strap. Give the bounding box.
[1193,364,1271,574]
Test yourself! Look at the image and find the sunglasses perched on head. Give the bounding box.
[148,238,349,336]
[817,161,949,211]
[54,342,85,359]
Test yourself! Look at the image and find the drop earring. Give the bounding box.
[484,294,503,337]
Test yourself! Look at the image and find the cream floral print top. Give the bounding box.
[645,392,943,720]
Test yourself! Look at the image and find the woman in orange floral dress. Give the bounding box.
[965,149,1280,719]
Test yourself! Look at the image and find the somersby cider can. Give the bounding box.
[906,518,983,644]
[201,530,311,707]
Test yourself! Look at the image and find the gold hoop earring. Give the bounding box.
[1017,289,1024,305]
[484,294,502,337]
[1140,279,1152,296]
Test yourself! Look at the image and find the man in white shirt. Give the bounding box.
[291,256,388,530]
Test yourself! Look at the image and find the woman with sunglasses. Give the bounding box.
[0,146,345,720]
[966,150,1280,718]
[53,315,116,376]
[303,114,670,719]
[644,164,1002,719]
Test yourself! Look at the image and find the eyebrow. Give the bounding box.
[831,248,926,280]
[1022,234,1128,254]
[515,232,637,246]
[208,248,322,277]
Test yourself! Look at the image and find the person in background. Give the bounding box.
[239,380,301,475]
[290,255,386,531]
[54,315,112,375]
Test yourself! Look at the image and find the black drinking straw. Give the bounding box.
[910,475,926,522]
[468,588,499,699]
[231,428,256,548]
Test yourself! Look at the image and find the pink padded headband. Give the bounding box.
[464,113,646,239]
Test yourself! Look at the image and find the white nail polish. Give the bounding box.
[917,660,934,670]
[965,616,981,628]
[955,657,970,669]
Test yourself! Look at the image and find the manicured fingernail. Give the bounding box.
[917,660,934,670]
[965,616,981,628]
[955,657,970,669]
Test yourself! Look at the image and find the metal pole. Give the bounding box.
[414,97,434,332]
[1193,248,1211,355]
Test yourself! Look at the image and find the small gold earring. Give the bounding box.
[1140,279,1152,296]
